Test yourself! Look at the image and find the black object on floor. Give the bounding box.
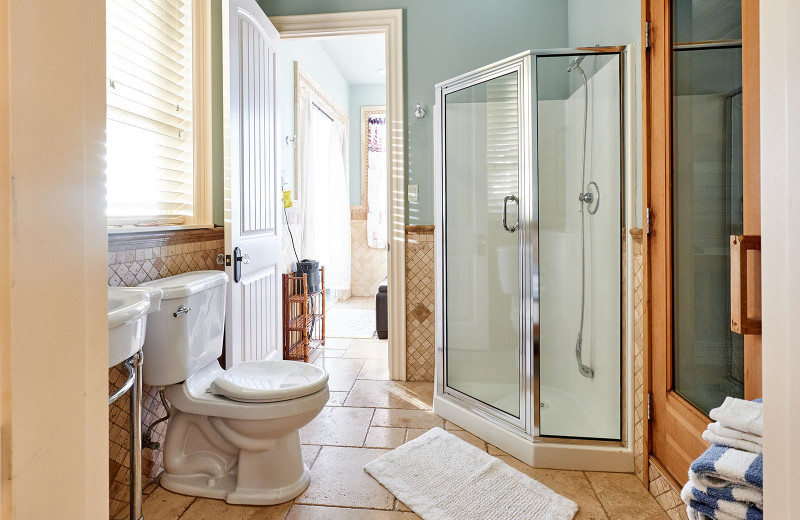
[376,277,388,340]
[295,259,322,293]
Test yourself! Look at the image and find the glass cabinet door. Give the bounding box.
[671,0,744,415]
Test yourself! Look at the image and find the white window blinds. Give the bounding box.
[106,0,194,226]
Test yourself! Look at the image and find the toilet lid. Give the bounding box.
[209,360,328,403]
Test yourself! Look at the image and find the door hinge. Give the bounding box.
[645,207,653,235]
[645,22,651,49]
[647,392,653,421]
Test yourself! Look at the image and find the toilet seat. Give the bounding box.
[210,360,328,403]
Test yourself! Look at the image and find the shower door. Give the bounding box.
[435,47,627,449]
[435,53,533,432]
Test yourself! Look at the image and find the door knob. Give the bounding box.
[233,247,248,283]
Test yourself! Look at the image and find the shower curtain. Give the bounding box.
[366,115,387,249]
[301,98,352,290]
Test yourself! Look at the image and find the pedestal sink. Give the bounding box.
[108,286,163,368]
[107,286,162,520]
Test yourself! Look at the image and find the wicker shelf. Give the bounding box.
[282,267,325,362]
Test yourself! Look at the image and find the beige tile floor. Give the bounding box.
[142,306,668,520]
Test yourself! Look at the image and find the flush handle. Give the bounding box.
[173,305,191,318]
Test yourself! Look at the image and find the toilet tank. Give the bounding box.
[140,271,229,386]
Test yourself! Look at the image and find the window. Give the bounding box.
[106,0,210,228]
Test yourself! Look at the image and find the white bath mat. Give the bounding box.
[364,427,578,520]
[325,308,376,338]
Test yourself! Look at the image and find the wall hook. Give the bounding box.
[414,103,426,119]
[285,134,296,147]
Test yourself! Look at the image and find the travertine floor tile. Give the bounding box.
[300,406,373,446]
[344,380,432,410]
[326,391,349,406]
[318,348,346,358]
[320,338,353,350]
[179,497,291,520]
[364,426,407,449]
[141,486,194,520]
[357,358,390,380]
[405,428,428,443]
[395,381,434,408]
[301,444,322,468]
[586,471,670,519]
[500,457,609,520]
[295,446,394,509]
[444,421,464,431]
[286,505,419,519]
[311,358,365,392]
[343,340,389,360]
[449,430,488,451]
[371,408,445,429]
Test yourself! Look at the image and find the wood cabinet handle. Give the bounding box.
[730,235,761,335]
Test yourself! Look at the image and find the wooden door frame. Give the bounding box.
[642,0,761,483]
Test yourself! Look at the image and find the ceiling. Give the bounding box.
[317,34,386,86]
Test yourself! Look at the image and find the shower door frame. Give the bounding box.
[434,51,534,437]
[435,46,633,469]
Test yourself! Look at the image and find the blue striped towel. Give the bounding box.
[691,444,762,490]
[681,444,763,520]
[681,481,763,520]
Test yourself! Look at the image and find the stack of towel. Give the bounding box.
[682,397,763,520]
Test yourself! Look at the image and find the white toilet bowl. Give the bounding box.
[160,361,328,505]
[140,271,329,505]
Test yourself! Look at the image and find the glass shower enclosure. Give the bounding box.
[434,47,632,469]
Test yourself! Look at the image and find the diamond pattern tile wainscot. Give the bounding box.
[107,227,224,519]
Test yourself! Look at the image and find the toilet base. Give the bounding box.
[160,464,311,506]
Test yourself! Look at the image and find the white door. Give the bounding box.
[223,0,282,366]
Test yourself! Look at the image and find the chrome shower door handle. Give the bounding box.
[503,195,519,233]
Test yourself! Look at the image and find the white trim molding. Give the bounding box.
[271,9,407,380]
[193,0,214,226]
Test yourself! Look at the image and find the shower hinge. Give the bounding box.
[647,392,653,421]
[645,207,652,235]
[645,22,651,49]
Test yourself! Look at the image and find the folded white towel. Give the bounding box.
[709,397,763,437]
[708,421,763,446]
[703,429,762,454]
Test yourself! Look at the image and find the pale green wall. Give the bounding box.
[348,84,386,205]
[567,0,642,226]
[212,1,641,225]
[279,40,351,198]
[258,0,571,224]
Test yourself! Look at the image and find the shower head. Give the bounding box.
[566,55,585,73]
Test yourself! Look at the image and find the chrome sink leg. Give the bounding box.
[129,351,143,520]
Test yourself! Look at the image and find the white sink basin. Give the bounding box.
[108,287,163,368]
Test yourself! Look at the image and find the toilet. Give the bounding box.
[140,270,329,505]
